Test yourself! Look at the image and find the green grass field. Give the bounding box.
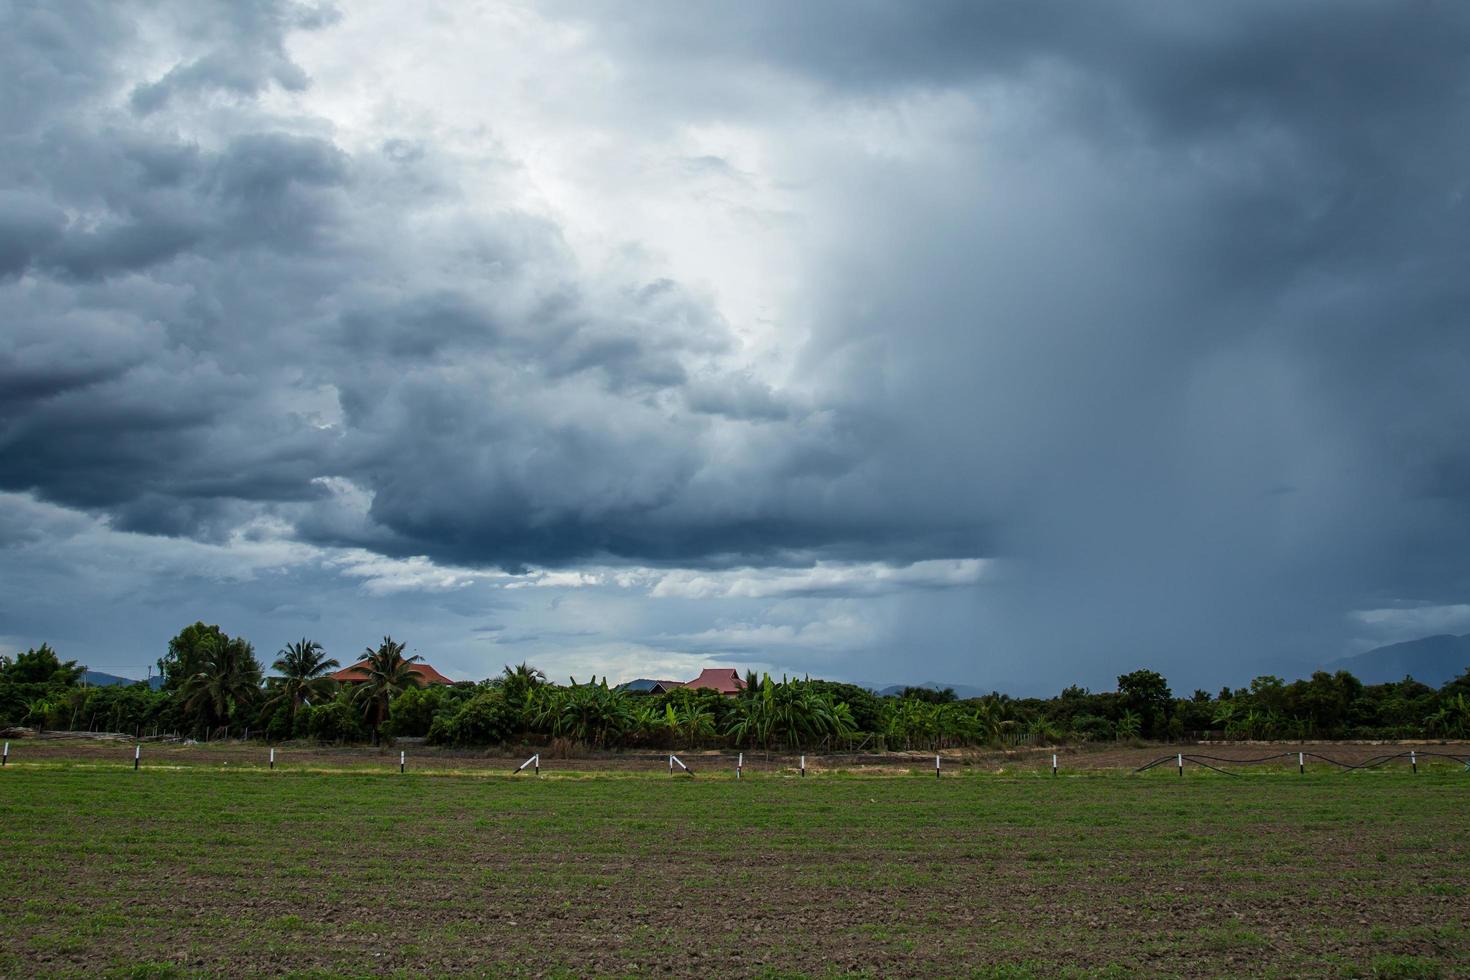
[1,764,1467,978]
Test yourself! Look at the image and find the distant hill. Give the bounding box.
[1319,634,1470,687]
[82,670,143,687]
[873,681,993,700]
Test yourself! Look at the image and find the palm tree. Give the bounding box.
[1425,692,1470,738]
[673,701,716,749]
[262,638,340,738]
[179,635,263,736]
[1115,710,1142,741]
[630,702,664,746]
[500,662,547,704]
[725,689,774,749]
[22,697,54,734]
[548,677,632,748]
[970,697,1018,747]
[741,670,762,700]
[1026,717,1063,746]
[725,676,857,751]
[352,637,424,745]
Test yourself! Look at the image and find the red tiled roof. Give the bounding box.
[682,668,745,695]
[329,659,455,685]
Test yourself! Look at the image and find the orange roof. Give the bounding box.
[329,659,455,685]
[682,668,745,695]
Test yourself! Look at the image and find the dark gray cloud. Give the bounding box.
[536,0,1470,685]
[3,0,1469,688]
[128,1,337,114]
[2,0,952,569]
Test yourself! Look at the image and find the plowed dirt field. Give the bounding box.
[1,750,1467,977]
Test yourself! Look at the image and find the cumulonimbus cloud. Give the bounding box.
[4,1,1470,689]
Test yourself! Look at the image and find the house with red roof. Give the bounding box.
[329,659,455,686]
[681,668,746,696]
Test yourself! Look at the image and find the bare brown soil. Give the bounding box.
[7,735,1465,775]
[1,760,1466,977]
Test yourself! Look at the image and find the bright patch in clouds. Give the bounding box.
[659,612,874,654]
[1350,605,1470,643]
[328,551,488,596]
[648,559,988,599]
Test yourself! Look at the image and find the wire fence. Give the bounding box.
[3,735,1468,777]
[1133,749,1470,775]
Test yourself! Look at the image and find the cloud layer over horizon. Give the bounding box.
[4,1,1470,693]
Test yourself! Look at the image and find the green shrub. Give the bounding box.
[302,695,368,743]
[426,689,516,747]
[387,685,444,738]
[262,704,293,742]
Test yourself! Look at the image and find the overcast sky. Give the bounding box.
[4,1,1469,694]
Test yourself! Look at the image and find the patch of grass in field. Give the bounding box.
[1,766,1467,976]
[1365,954,1445,979]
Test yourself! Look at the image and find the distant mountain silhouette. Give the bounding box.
[81,670,163,689]
[82,670,140,687]
[1319,634,1470,687]
[873,681,993,699]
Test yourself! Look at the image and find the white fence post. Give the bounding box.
[1177,752,1183,778]
[1052,753,1057,776]
[935,753,941,779]
[1298,751,1304,775]
[134,744,140,771]
[800,755,806,778]
[399,750,405,774]
[1411,750,1417,774]
[270,747,275,771]
[2,741,8,766]
[737,752,743,780]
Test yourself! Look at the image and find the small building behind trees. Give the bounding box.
[681,668,745,696]
[329,660,455,686]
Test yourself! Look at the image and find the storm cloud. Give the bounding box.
[3,1,1469,690]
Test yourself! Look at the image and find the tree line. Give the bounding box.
[2,623,1469,750]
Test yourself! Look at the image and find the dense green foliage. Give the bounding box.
[0,644,86,734]
[351,637,423,745]
[260,638,340,740]
[178,633,262,736]
[3,625,1469,748]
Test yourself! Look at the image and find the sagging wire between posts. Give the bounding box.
[1188,758,1242,777]
[1185,752,1295,765]
[1135,754,1244,776]
[1336,749,1468,772]
[1133,749,1470,775]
